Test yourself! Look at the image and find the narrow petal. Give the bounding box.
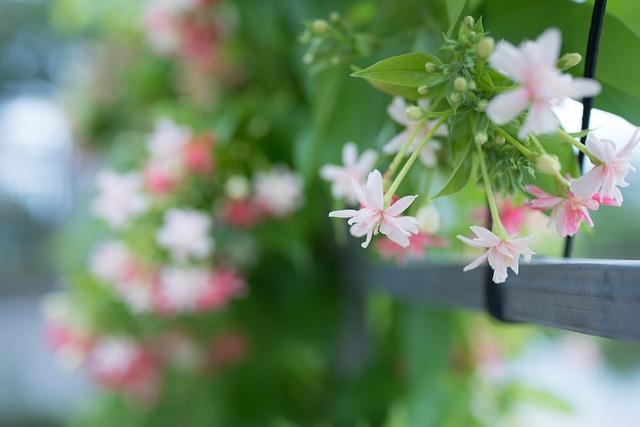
[463,252,489,272]
[570,167,606,199]
[329,209,358,218]
[487,89,530,125]
[385,195,417,217]
[585,133,616,163]
[342,142,358,167]
[364,170,384,210]
[520,103,559,138]
[490,42,527,82]
[469,226,501,246]
[567,78,602,98]
[383,130,411,154]
[534,28,562,68]
[387,97,410,126]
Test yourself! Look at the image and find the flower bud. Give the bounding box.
[225,175,251,200]
[450,92,461,103]
[477,99,488,112]
[416,205,441,234]
[468,80,476,91]
[312,19,328,33]
[557,52,582,70]
[425,62,437,73]
[495,135,505,146]
[463,16,475,28]
[418,85,429,95]
[405,106,426,122]
[476,37,495,60]
[302,53,314,65]
[475,132,488,145]
[535,154,561,175]
[329,11,340,23]
[454,77,468,92]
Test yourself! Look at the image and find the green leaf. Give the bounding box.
[485,0,640,125]
[351,53,444,99]
[446,0,467,36]
[432,140,475,198]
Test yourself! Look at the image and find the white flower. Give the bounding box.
[89,240,132,284]
[457,226,535,284]
[147,118,192,171]
[115,280,155,314]
[160,267,210,311]
[415,204,441,234]
[90,338,139,376]
[319,142,378,203]
[571,129,640,203]
[383,97,447,167]
[487,28,601,138]
[254,168,304,217]
[156,208,213,262]
[91,170,148,229]
[329,170,419,248]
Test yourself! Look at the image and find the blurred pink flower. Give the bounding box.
[383,97,446,167]
[320,142,378,203]
[487,29,601,138]
[526,185,618,237]
[570,129,640,203]
[457,225,535,284]
[184,133,215,173]
[499,197,530,237]
[209,332,248,367]
[329,170,419,248]
[91,170,148,229]
[220,199,263,228]
[374,231,448,266]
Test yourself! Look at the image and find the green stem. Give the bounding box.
[475,142,509,240]
[557,129,601,165]
[383,116,447,206]
[490,123,534,158]
[384,118,427,186]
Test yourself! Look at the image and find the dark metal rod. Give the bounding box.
[565,0,608,258]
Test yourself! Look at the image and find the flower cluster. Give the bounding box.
[43,294,247,404]
[322,17,639,283]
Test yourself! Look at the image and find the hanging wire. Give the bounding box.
[564,0,608,258]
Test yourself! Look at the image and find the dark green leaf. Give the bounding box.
[446,0,467,36]
[432,140,475,198]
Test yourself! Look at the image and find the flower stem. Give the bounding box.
[475,142,509,240]
[557,129,601,165]
[384,118,427,185]
[384,117,447,206]
[490,124,534,158]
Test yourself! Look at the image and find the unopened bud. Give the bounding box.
[330,56,341,66]
[495,135,505,146]
[405,106,426,121]
[416,205,441,234]
[225,175,251,200]
[329,11,340,23]
[477,37,495,60]
[468,80,476,91]
[418,85,429,95]
[557,52,582,70]
[463,16,475,28]
[450,92,461,103]
[425,62,437,73]
[313,19,328,33]
[454,77,468,92]
[535,154,561,175]
[477,99,488,112]
[475,132,488,145]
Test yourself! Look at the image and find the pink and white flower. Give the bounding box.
[156,208,214,261]
[91,170,148,229]
[457,226,535,284]
[254,168,303,217]
[89,240,134,284]
[329,169,419,248]
[147,118,192,171]
[319,142,378,203]
[570,129,640,203]
[487,29,601,138]
[383,97,446,167]
[142,0,199,55]
[526,185,619,237]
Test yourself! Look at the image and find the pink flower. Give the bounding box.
[374,231,448,266]
[383,97,446,167]
[570,129,640,203]
[220,199,263,228]
[499,198,530,237]
[329,170,419,248]
[487,29,601,138]
[457,226,535,284]
[184,133,215,173]
[208,332,248,367]
[198,267,247,310]
[320,142,378,203]
[526,185,618,237]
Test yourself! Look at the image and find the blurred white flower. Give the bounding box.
[319,142,378,203]
[254,168,303,217]
[89,240,132,284]
[160,267,210,311]
[156,208,213,261]
[91,170,148,229]
[147,118,192,170]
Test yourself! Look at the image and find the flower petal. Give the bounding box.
[487,88,530,125]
